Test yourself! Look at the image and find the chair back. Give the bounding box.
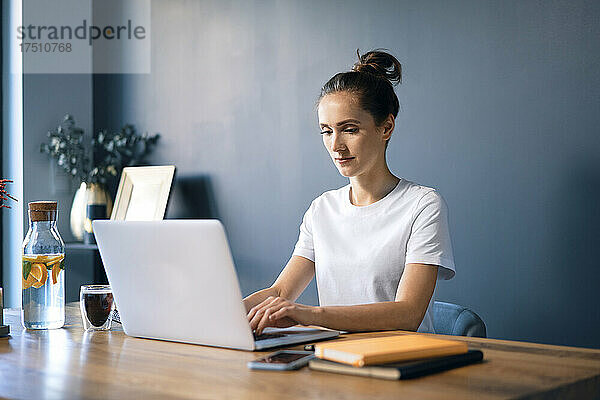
[433,301,487,337]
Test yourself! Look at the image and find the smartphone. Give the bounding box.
[247,350,315,370]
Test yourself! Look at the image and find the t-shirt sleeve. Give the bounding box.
[292,200,316,262]
[405,190,456,280]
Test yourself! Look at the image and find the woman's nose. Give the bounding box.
[331,132,346,152]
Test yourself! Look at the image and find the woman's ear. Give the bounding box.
[381,114,395,142]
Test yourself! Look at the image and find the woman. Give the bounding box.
[245,50,455,335]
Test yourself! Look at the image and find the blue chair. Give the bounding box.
[433,301,487,337]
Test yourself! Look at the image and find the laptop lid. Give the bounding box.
[92,220,256,350]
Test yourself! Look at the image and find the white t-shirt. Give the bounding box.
[292,178,456,333]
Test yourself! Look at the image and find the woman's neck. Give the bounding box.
[349,167,400,206]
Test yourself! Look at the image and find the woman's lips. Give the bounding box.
[335,157,355,165]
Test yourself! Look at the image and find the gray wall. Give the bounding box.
[21,0,94,244]
[1,0,94,307]
[1,73,91,306]
[23,74,92,244]
[21,74,93,307]
[93,0,600,348]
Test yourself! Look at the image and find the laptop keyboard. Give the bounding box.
[112,307,285,341]
[253,332,286,341]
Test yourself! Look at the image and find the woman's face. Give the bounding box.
[318,92,390,178]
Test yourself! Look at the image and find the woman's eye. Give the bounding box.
[319,128,356,135]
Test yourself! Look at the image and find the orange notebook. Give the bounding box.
[314,334,469,367]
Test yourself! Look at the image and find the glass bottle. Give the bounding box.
[22,201,65,329]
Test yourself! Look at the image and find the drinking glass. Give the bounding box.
[80,285,114,331]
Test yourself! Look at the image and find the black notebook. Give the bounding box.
[308,349,483,380]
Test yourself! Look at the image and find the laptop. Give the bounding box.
[92,219,339,350]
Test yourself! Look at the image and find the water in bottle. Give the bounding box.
[22,201,65,329]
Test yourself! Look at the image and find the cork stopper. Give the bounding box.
[28,201,58,222]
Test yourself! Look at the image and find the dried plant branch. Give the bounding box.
[0,179,18,209]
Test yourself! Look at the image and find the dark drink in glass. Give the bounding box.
[80,285,114,331]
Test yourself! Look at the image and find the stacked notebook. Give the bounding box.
[309,334,483,380]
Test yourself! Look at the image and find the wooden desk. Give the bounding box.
[1,303,599,399]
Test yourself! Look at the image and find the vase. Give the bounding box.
[70,182,113,241]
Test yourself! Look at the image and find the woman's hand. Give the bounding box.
[247,296,319,335]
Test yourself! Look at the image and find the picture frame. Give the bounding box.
[111,165,176,221]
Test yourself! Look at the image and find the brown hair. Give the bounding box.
[319,49,402,148]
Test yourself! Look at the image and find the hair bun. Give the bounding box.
[352,49,402,86]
